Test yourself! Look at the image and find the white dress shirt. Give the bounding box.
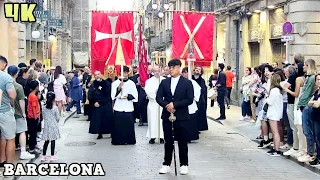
[170,75,180,95]
[189,79,201,114]
[111,79,138,112]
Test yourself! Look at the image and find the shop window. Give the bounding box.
[270,39,286,64]
[249,42,260,67]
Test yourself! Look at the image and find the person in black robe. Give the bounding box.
[88,71,114,139]
[111,66,138,145]
[138,65,153,126]
[192,66,208,132]
[129,66,140,121]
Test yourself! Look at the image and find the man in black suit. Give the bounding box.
[215,63,227,120]
[156,59,194,175]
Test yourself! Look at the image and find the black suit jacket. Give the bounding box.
[156,76,194,122]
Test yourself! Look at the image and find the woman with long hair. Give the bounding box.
[297,59,317,162]
[283,64,307,158]
[53,66,67,115]
[265,74,283,156]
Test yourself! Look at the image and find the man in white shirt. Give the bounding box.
[111,66,138,145]
[156,59,194,175]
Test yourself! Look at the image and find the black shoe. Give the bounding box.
[138,122,144,126]
[227,105,230,109]
[258,140,272,149]
[97,135,103,139]
[310,159,320,166]
[160,138,164,144]
[216,117,226,120]
[0,161,6,168]
[267,149,281,156]
[149,138,155,144]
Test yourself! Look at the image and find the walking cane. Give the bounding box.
[169,113,177,176]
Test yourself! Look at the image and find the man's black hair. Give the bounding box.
[168,59,182,67]
[29,59,36,66]
[218,63,225,71]
[264,64,274,72]
[182,67,188,73]
[0,55,8,64]
[227,65,231,70]
[123,66,130,73]
[18,62,27,68]
[29,80,39,91]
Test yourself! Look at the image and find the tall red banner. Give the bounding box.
[138,16,148,88]
[172,11,214,64]
[91,11,134,72]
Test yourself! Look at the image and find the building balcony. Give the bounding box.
[145,27,156,40]
[151,35,166,50]
[164,29,172,43]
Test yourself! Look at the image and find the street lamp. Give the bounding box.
[32,30,41,39]
[152,0,170,18]
[48,34,56,41]
[158,11,164,18]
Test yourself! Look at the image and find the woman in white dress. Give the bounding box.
[53,66,67,115]
[265,74,283,156]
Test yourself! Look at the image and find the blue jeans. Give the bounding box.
[283,103,293,145]
[314,121,320,160]
[241,97,252,117]
[302,106,315,155]
[66,100,81,114]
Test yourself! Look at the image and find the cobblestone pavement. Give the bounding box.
[17,113,320,180]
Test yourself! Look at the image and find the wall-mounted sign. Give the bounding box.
[283,21,293,35]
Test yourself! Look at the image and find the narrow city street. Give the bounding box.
[18,110,320,180]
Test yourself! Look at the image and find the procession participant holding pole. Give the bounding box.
[111,66,138,145]
[156,59,194,175]
[145,65,165,144]
[181,67,201,142]
[138,65,153,126]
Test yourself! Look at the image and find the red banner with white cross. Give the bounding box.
[172,11,214,62]
[91,11,134,73]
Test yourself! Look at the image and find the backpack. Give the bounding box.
[47,81,54,92]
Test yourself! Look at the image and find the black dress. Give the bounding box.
[138,88,148,123]
[88,80,114,134]
[111,79,137,145]
[192,75,208,131]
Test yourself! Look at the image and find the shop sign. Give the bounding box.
[249,29,259,42]
[270,24,283,39]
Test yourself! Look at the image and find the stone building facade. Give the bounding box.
[212,0,320,105]
[72,0,89,68]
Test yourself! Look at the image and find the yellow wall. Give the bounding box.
[0,2,19,65]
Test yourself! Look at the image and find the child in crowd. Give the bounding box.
[41,92,61,161]
[27,80,41,154]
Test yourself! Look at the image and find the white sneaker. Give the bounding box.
[292,151,305,158]
[159,165,171,174]
[240,117,245,121]
[20,151,35,160]
[283,148,298,156]
[249,119,255,123]
[180,166,188,175]
[41,156,48,162]
[50,156,58,161]
[298,154,314,162]
[280,143,292,150]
